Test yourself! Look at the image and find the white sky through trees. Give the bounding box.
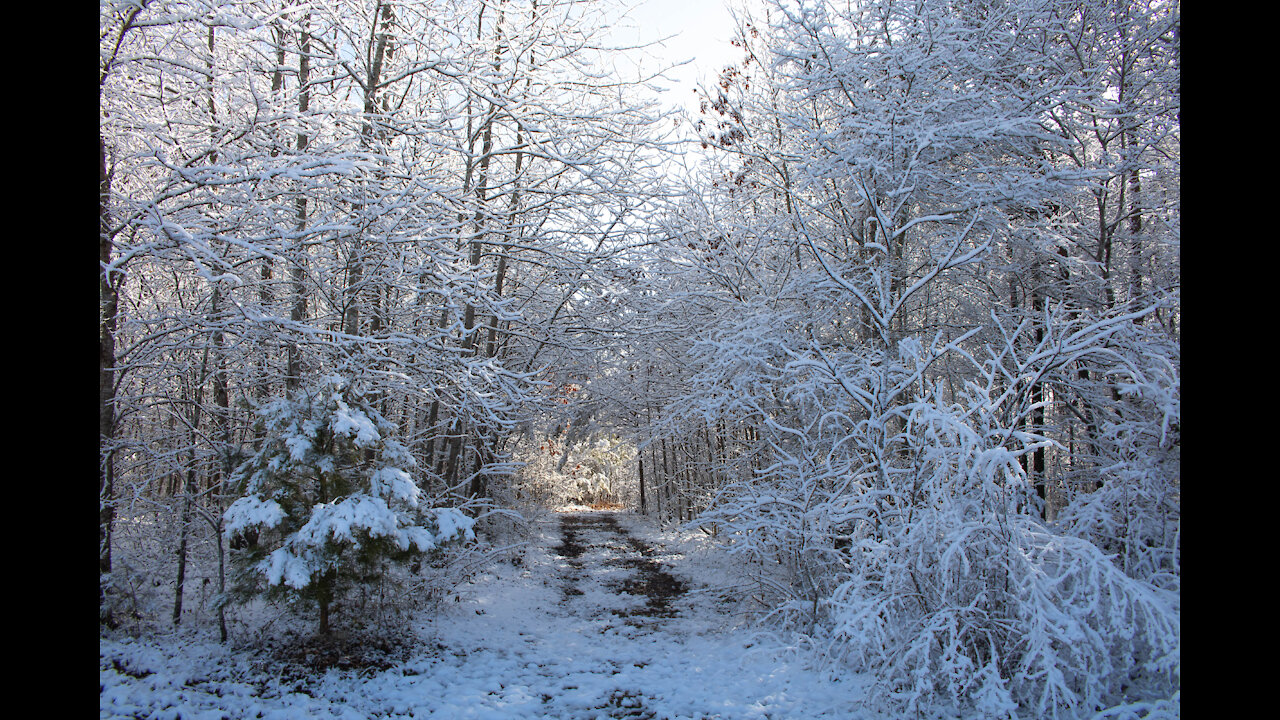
[605,0,746,116]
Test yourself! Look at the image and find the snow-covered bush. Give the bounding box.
[823,369,1179,718]
[678,296,1180,716]
[1055,325,1180,590]
[224,375,475,635]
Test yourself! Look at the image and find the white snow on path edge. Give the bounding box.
[101,510,882,719]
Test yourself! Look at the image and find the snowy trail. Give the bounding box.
[395,510,867,719]
[101,511,870,719]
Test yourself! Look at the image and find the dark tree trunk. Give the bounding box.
[100,134,118,625]
[638,454,646,514]
[287,18,312,391]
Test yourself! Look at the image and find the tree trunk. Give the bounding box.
[1031,276,1047,519]
[214,515,227,642]
[174,335,213,626]
[255,19,288,409]
[659,437,671,526]
[344,2,396,341]
[99,135,118,626]
[318,571,334,636]
[287,17,312,391]
[638,454,646,514]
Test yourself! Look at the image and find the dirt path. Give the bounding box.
[554,512,688,628]
[424,510,855,718]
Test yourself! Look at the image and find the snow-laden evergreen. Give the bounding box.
[224,375,475,634]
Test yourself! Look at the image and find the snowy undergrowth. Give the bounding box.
[104,508,1175,719]
[103,510,890,719]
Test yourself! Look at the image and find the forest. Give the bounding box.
[100,0,1179,718]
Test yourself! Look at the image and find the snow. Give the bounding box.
[331,399,383,448]
[370,467,421,506]
[255,498,477,586]
[294,496,404,547]
[102,511,885,719]
[265,546,317,590]
[104,507,1177,719]
[223,496,285,537]
[285,434,312,462]
[432,507,476,543]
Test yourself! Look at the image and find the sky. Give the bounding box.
[603,0,750,117]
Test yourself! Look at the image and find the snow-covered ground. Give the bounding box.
[101,510,882,719]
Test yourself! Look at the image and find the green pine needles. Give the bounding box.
[224,375,474,635]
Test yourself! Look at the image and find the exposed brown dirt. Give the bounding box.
[245,631,418,678]
[552,512,687,624]
[547,512,695,717]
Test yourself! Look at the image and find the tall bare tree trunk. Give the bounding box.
[638,454,646,514]
[486,0,534,361]
[1031,270,1047,519]
[174,305,218,625]
[256,19,288,409]
[345,2,396,341]
[287,17,312,391]
[99,0,148,628]
[99,134,118,626]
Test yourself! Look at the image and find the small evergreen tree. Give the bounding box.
[224,375,474,635]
